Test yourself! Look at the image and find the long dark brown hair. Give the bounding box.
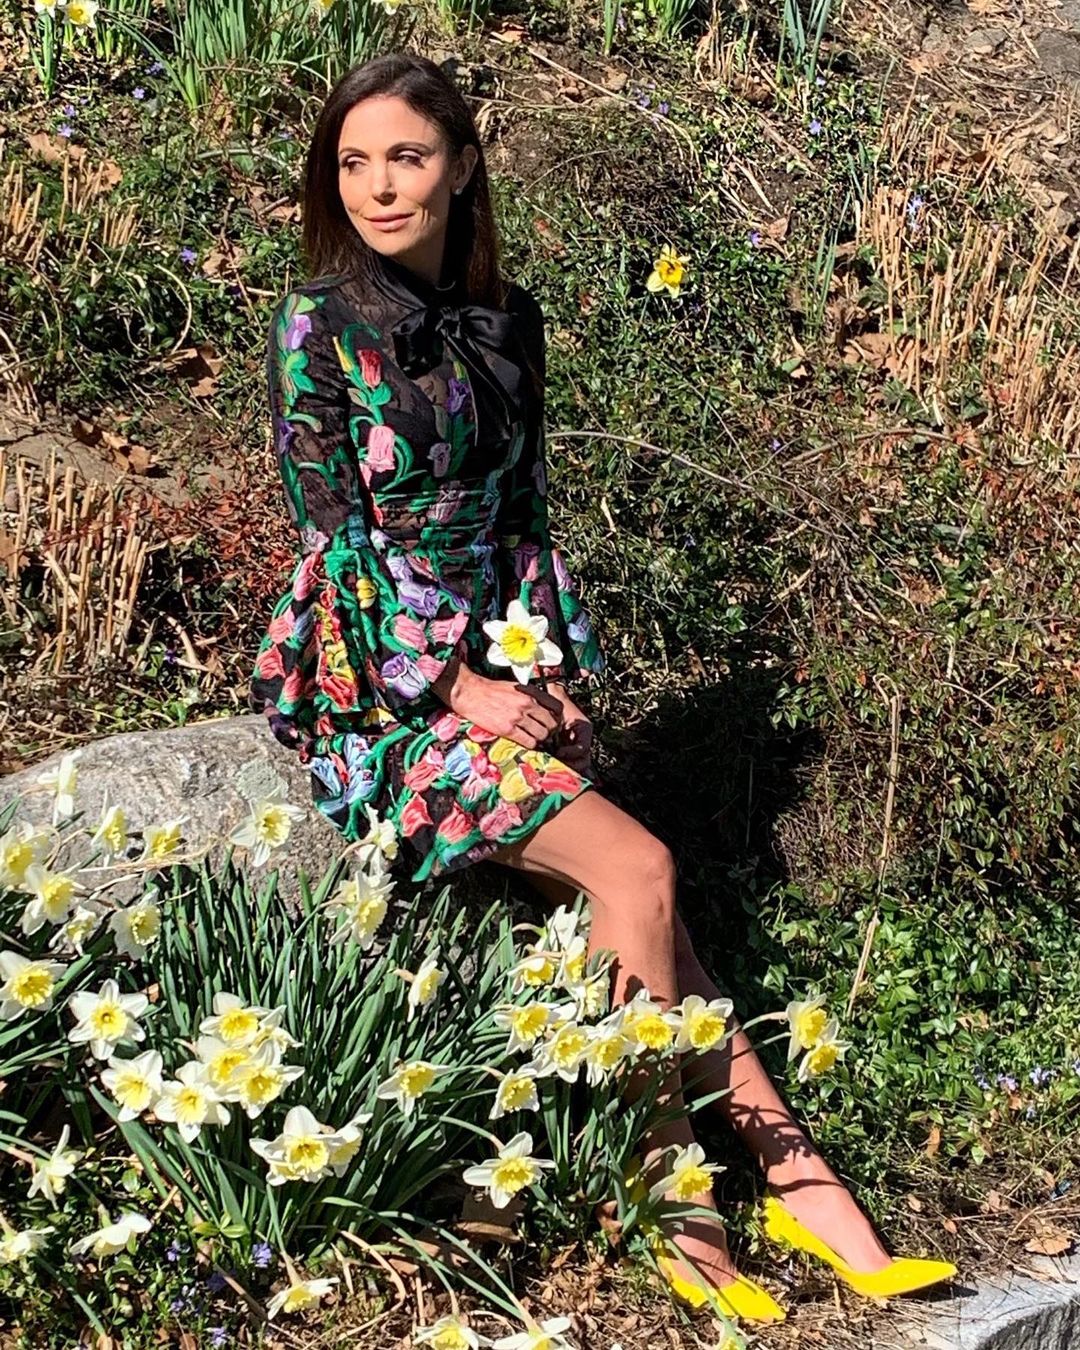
[302,53,507,310]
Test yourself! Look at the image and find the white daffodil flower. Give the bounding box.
[462,1132,555,1210]
[797,1019,849,1083]
[223,1041,304,1119]
[0,1226,54,1264]
[0,821,53,889]
[228,794,305,867]
[785,995,830,1062]
[198,992,272,1048]
[674,994,734,1053]
[266,1275,338,1319]
[90,802,128,863]
[540,903,584,952]
[492,1318,575,1350]
[531,1020,591,1083]
[620,990,680,1055]
[139,817,187,864]
[67,979,148,1060]
[27,1125,82,1204]
[356,803,399,868]
[70,1210,151,1259]
[100,1050,164,1121]
[154,1061,230,1142]
[403,951,446,1021]
[193,1035,253,1092]
[323,862,395,949]
[34,748,81,823]
[415,1315,493,1349]
[34,0,62,16]
[555,934,589,993]
[48,901,104,955]
[646,1141,724,1203]
[251,1006,303,1053]
[577,971,611,1022]
[483,598,562,684]
[19,864,81,935]
[493,1002,558,1054]
[490,1067,540,1120]
[327,1110,372,1175]
[250,1105,346,1185]
[375,1060,442,1116]
[508,944,560,995]
[0,951,66,1020]
[582,1024,631,1086]
[108,891,162,961]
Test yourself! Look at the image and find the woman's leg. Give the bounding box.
[488,790,740,1288]
[517,868,891,1272]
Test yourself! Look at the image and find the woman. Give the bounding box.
[249,52,955,1323]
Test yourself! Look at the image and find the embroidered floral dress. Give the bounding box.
[248,246,604,883]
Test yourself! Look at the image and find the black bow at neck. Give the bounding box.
[361,246,528,455]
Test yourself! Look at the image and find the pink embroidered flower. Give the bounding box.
[359,348,382,388]
[431,711,463,742]
[366,423,397,471]
[417,652,447,682]
[267,608,295,643]
[255,644,286,680]
[294,551,323,601]
[479,800,524,840]
[392,613,428,653]
[430,612,469,646]
[281,667,306,705]
[400,793,433,837]
[404,753,445,792]
[436,803,474,845]
[459,774,489,805]
[540,766,584,795]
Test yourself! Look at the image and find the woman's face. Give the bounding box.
[336,94,477,282]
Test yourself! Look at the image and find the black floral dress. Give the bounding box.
[248,245,605,883]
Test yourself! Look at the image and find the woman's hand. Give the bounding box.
[539,682,595,777]
[433,644,564,750]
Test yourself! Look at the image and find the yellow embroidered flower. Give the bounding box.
[646,244,690,297]
[498,764,535,803]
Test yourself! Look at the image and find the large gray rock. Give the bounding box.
[0,714,351,906]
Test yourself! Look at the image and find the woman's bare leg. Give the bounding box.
[489,790,740,1289]
[512,863,891,1272]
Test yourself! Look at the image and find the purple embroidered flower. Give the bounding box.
[382,652,427,700]
[283,312,312,351]
[398,579,442,618]
[446,377,470,416]
[429,441,451,477]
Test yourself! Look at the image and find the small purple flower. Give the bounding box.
[749,229,761,247]
[206,1270,228,1293]
[1074,1059,1080,1076]
[166,1238,184,1261]
[809,118,823,136]
[62,103,76,117]
[179,247,197,265]
[657,101,670,116]
[1029,1066,1055,1089]
[815,74,826,86]
[974,1069,991,1090]
[252,1241,274,1269]
[906,194,925,221]
[637,93,651,108]
[133,87,146,100]
[278,131,293,142]
[58,124,73,138]
[1025,1104,1037,1119]
[997,1073,1019,1092]
[209,1331,228,1349]
[148,59,165,75]
[169,1297,186,1314]
[770,437,782,451]
[616,9,625,27]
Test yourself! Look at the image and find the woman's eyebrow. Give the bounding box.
[337,142,435,156]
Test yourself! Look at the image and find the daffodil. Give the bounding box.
[0,1226,53,1263]
[327,1110,372,1175]
[462,1131,554,1209]
[539,903,584,952]
[109,890,162,960]
[323,862,394,949]
[577,971,610,1021]
[251,1006,303,1053]
[251,1105,345,1184]
[48,902,103,955]
[402,951,446,1021]
[375,1060,442,1116]
[34,0,61,15]
[785,995,829,1061]
[646,1141,724,1203]
[796,1020,848,1083]
[582,1024,630,1085]
[674,994,734,1053]
[199,992,271,1048]
[508,944,560,994]
[70,1210,151,1258]
[645,244,690,298]
[416,1316,493,1349]
[154,1061,230,1141]
[621,991,679,1055]
[27,1125,81,1203]
[91,802,128,863]
[34,748,81,822]
[482,598,562,684]
[491,1318,574,1350]
[19,864,81,935]
[266,1275,338,1319]
[140,817,186,863]
[0,951,65,1020]
[62,0,98,27]
[224,1041,305,1118]
[490,1067,540,1120]
[310,0,335,15]
[229,794,305,867]
[356,803,399,869]
[494,1002,557,1053]
[100,1049,164,1121]
[67,979,148,1060]
[0,821,52,888]
[533,1019,591,1081]
[194,1036,253,1091]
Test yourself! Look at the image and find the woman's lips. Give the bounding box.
[368,214,413,232]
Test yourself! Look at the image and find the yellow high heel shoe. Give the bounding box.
[761,1189,957,1299]
[620,1157,787,1323]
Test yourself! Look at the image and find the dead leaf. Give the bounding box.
[942,1217,958,1234]
[763,210,791,242]
[27,131,87,165]
[599,65,629,91]
[491,22,528,42]
[1024,1228,1074,1256]
[163,344,225,398]
[906,1194,925,1212]
[926,1124,942,1157]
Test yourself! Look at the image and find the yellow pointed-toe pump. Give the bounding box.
[619,1156,786,1323]
[761,1190,957,1299]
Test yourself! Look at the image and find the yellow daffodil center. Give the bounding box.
[629,1012,673,1050]
[431,1326,471,1350]
[129,908,159,944]
[415,970,441,1003]
[255,804,291,845]
[241,1068,282,1105]
[499,624,539,665]
[550,1027,589,1067]
[491,1156,538,1195]
[90,1003,125,1038]
[66,0,94,21]
[11,967,54,1008]
[564,951,586,984]
[2,840,33,883]
[148,826,181,860]
[794,1007,828,1049]
[207,1049,248,1087]
[591,1036,626,1070]
[400,1064,436,1097]
[102,817,126,852]
[41,875,75,917]
[499,1076,534,1112]
[686,1010,728,1049]
[671,1164,713,1200]
[522,957,557,987]
[175,1087,206,1122]
[219,1009,259,1044]
[657,256,684,286]
[511,1006,548,1042]
[806,1042,839,1076]
[282,1286,317,1312]
[286,1137,329,1171]
[114,1070,154,1112]
[66,912,98,945]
